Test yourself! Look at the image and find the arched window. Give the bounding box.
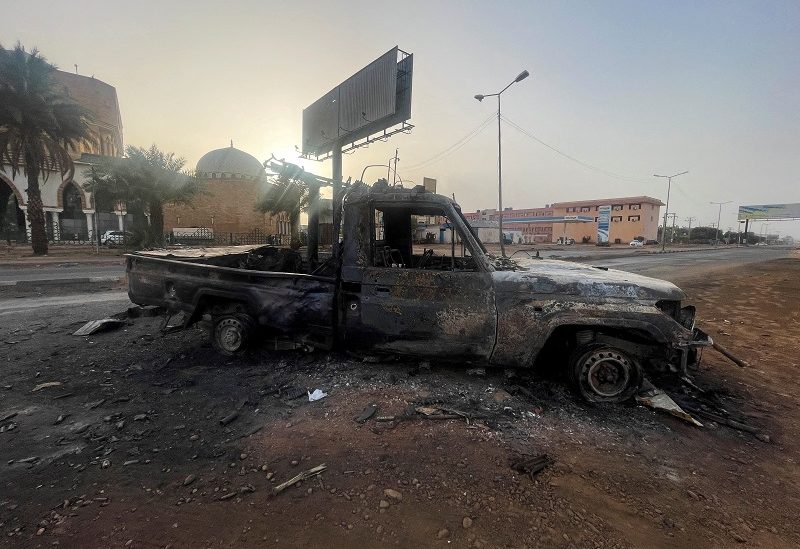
[62,183,83,218]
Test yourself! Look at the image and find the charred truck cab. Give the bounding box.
[126,180,712,403]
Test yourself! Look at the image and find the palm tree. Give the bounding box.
[256,170,310,244]
[85,144,203,246]
[0,43,93,255]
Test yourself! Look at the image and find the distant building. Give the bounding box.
[463,196,664,244]
[163,144,292,242]
[0,64,125,242]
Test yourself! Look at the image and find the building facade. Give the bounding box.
[463,196,663,244]
[1,67,125,242]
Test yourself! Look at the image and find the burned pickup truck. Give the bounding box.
[127,181,711,403]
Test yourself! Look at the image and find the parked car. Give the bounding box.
[101,230,134,246]
[127,180,711,404]
[556,237,575,245]
[644,239,659,245]
[629,239,644,247]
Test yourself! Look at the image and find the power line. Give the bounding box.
[403,113,496,172]
[500,115,651,184]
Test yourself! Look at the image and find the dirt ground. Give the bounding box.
[1,255,799,548]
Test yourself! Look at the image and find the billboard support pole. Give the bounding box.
[331,142,343,261]
[307,184,320,265]
[744,219,749,245]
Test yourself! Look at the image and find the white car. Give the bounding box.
[629,239,644,247]
[100,230,133,246]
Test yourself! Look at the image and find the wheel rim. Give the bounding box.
[216,318,245,353]
[581,349,631,398]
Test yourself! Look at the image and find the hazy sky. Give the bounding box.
[6,0,800,237]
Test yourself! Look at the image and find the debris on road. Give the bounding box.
[307,389,327,402]
[32,381,62,392]
[272,464,327,496]
[1,411,18,422]
[687,408,770,442]
[635,380,703,427]
[220,398,248,425]
[355,404,378,423]
[126,305,164,318]
[383,488,403,501]
[510,454,552,480]
[711,341,750,368]
[73,318,125,336]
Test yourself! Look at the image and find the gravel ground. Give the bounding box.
[0,255,798,548]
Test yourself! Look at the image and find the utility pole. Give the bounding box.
[392,149,399,186]
[475,69,531,257]
[709,201,732,246]
[653,171,688,252]
[685,216,696,243]
[668,213,678,243]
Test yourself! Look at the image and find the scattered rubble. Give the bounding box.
[73,318,125,336]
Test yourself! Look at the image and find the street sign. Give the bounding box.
[597,205,611,245]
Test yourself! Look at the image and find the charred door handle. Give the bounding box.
[375,286,390,293]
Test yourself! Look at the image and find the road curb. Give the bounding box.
[0,276,127,288]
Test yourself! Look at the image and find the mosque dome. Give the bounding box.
[196,144,266,181]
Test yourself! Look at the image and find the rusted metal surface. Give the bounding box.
[126,180,712,379]
[127,253,336,348]
[490,259,697,368]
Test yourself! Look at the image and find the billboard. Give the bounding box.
[597,205,611,244]
[738,203,800,221]
[302,47,413,157]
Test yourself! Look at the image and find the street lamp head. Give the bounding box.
[515,70,530,83]
[474,94,485,102]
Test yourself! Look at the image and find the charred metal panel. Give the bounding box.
[127,255,336,347]
[489,264,694,368]
[341,267,496,360]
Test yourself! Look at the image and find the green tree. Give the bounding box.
[0,43,93,255]
[85,145,202,246]
[256,170,309,244]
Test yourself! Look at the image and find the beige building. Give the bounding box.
[551,196,663,244]
[163,145,292,243]
[464,196,663,244]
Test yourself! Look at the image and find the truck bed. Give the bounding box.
[126,246,337,348]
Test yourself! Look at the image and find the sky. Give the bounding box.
[5,0,800,237]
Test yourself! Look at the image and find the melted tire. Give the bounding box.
[569,342,643,403]
[211,313,255,356]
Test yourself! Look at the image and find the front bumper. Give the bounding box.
[676,328,713,372]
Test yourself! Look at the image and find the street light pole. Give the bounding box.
[653,171,688,252]
[475,69,530,257]
[710,201,732,245]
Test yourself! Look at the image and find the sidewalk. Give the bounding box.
[0,244,127,268]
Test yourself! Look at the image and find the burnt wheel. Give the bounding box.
[569,343,642,403]
[211,313,255,356]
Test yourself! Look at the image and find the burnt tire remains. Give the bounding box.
[570,343,642,403]
[211,313,255,356]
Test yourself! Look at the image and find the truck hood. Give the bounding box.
[491,258,685,301]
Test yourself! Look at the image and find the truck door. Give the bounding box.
[340,204,496,361]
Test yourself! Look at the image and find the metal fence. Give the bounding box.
[2,226,290,248]
[169,228,290,247]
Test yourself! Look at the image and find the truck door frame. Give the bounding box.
[340,200,497,361]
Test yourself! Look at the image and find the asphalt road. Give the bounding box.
[587,247,790,279]
[0,263,125,283]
